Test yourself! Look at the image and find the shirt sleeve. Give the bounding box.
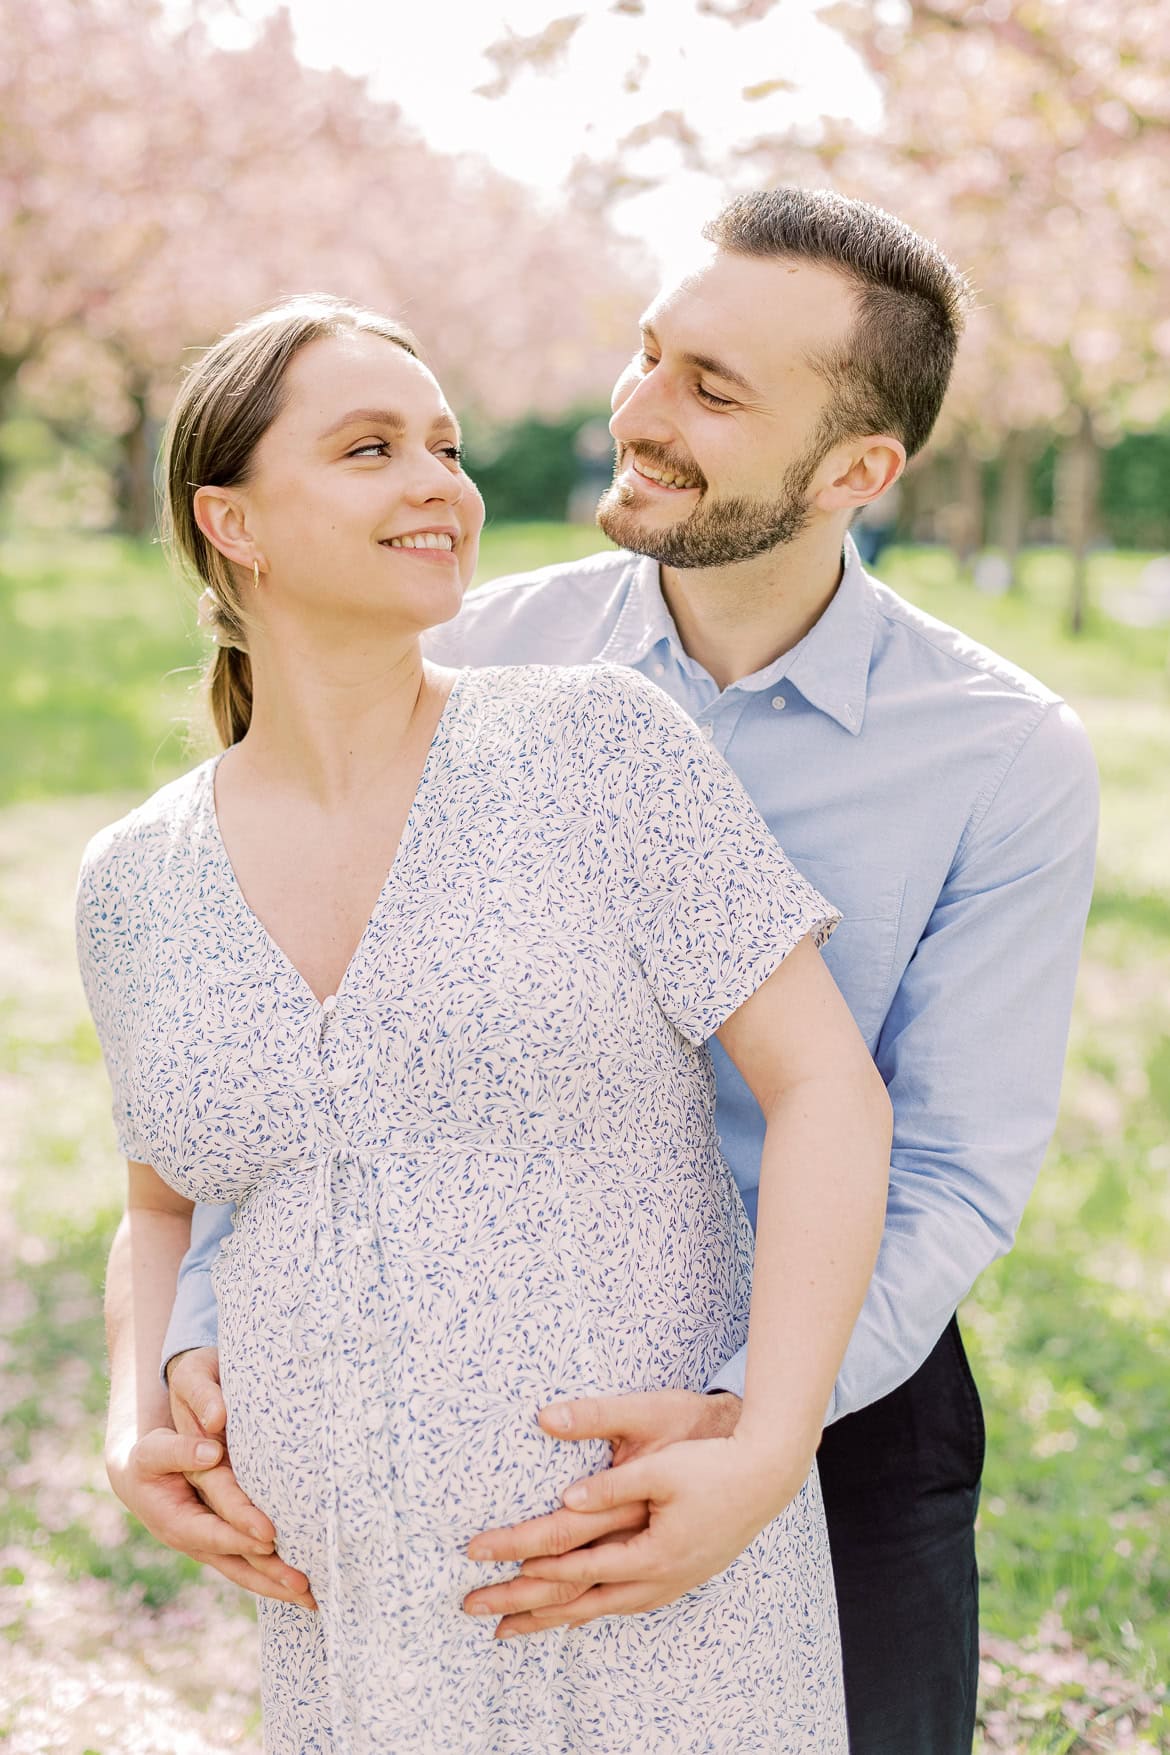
[75,841,150,1164]
[159,1201,235,1385]
[602,669,840,1045]
[708,699,1099,1416]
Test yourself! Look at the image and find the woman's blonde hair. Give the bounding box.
[160,295,420,747]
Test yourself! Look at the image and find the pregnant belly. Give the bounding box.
[211,1145,751,1561]
[215,1253,611,1564]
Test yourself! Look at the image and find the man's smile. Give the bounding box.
[619,452,703,498]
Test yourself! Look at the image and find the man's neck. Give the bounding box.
[659,521,847,691]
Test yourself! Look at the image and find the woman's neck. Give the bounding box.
[230,630,446,806]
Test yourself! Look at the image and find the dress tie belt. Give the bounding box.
[286,1146,412,1747]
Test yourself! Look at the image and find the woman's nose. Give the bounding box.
[403,454,463,505]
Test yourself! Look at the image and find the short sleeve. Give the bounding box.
[75,839,150,1163]
[599,669,840,1046]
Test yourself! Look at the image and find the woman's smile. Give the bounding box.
[379,526,461,563]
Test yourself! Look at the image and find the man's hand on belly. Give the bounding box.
[162,1346,317,1608]
[462,1389,741,1637]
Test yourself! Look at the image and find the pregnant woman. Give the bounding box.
[76,297,891,1753]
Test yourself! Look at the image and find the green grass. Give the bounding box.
[879,545,1170,701]
[1,526,1167,1749]
[476,518,616,581]
[0,526,617,806]
[0,533,205,802]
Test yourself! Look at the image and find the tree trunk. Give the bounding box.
[945,433,984,576]
[996,429,1032,592]
[1055,407,1099,636]
[906,452,948,543]
[115,383,158,538]
[897,461,924,543]
[0,351,31,514]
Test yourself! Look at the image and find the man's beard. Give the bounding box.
[596,440,823,569]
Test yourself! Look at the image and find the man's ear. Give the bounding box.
[815,437,906,516]
[193,485,256,570]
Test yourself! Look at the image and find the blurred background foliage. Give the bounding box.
[1,0,1168,1749]
[2,0,1170,633]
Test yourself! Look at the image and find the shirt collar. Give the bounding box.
[597,553,685,668]
[782,537,877,735]
[597,536,878,736]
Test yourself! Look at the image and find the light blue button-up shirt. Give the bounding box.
[163,539,1098,1421]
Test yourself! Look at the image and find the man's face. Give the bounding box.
[597,244,859,568]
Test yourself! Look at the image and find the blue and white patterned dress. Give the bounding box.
[78,664,846,1754]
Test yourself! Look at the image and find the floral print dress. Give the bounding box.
[77,664,846,1754]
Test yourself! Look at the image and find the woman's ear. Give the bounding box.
[193,485,254,569]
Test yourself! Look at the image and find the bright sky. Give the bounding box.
[188,0,879,267]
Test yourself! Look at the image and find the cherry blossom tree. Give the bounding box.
[1,0,643,529]
[482,0,1170,623]
[820,0,1170,623]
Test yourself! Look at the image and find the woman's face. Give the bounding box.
[235,330,484,642]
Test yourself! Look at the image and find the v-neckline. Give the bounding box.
[204,670,467,1010]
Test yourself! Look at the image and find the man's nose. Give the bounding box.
[609,368,676,450]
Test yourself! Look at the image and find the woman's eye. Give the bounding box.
[348,440,391,458]
[439,444,464,463]
[697,385,735,409]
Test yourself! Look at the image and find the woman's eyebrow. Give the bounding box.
[318,408,462,441]
[319,407,408,439]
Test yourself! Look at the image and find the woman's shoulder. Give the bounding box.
[459,661,693,739]
[78,760,215,904]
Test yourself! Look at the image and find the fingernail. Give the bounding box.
[468,1542,495,1561]
[247,1520,270,1541]
[563,1484,586,1509]
[543,1404,572,1434]
[465,1603,493,1616]
[194,1442,220,1465]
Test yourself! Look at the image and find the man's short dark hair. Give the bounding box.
[703,187,971,459]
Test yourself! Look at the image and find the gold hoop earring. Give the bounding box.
[252,559,261,589]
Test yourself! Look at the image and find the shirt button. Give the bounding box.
[771,695,786,711]
[652,661,666,678]
[701,723,715,739]
[321,994,337,1014]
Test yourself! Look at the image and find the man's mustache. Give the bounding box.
[615,443,707,492]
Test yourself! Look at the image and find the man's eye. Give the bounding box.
[638,350,658,372]
[697,385,735,409]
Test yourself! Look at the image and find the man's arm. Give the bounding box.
[160,1199,235,1383]
[711,700,1098,1413]
[105,1172,314,1607]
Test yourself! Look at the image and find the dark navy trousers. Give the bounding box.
[817,1317,985,1754]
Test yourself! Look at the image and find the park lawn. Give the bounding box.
[0,527,1167,1751]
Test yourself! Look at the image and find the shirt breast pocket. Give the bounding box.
[780,853,906,1049]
